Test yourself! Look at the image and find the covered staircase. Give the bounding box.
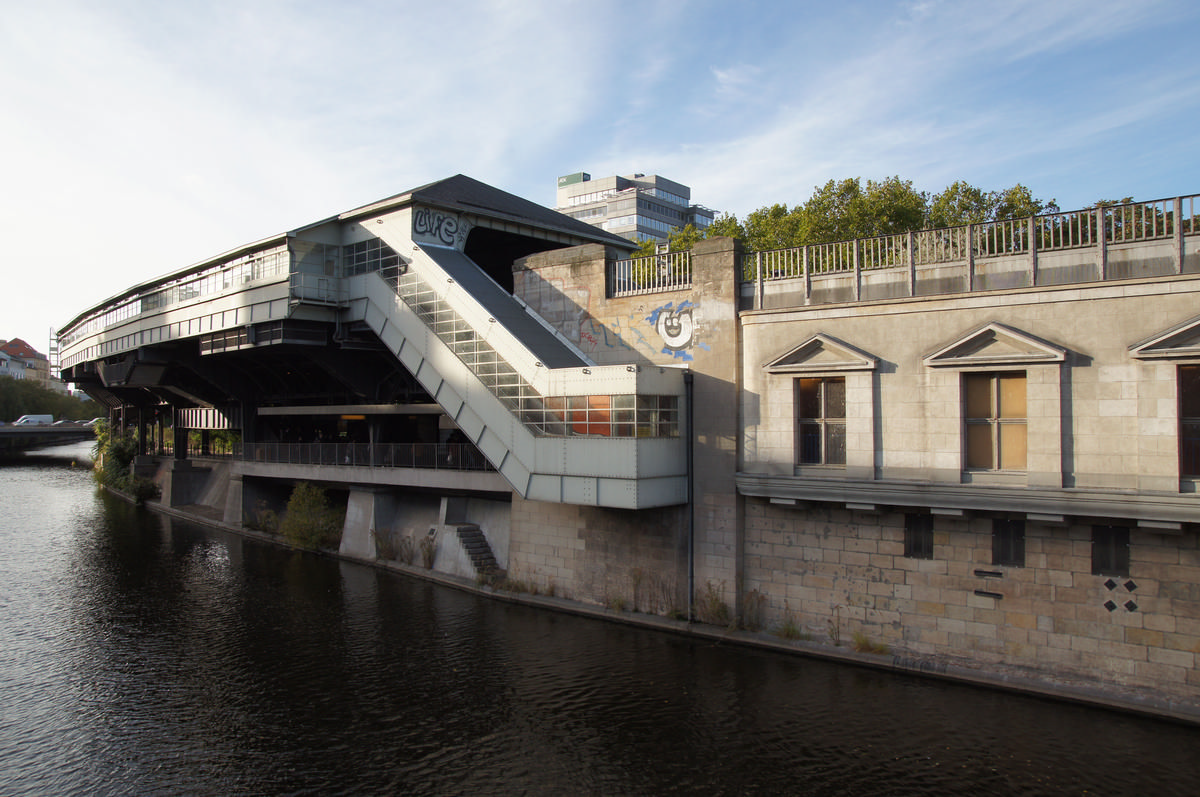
[347,228,688,509]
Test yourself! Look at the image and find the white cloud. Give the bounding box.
[2,0,1198,351]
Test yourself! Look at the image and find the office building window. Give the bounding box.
[796,377,845,465]
[904,514,934,559]
[1180,365,1200,477]
[965,372,1026,470]
[992,519,1025,567]
[1092,525,1130,576]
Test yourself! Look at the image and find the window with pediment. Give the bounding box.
[796,377,845,465]
[1129,316,1200,479]
[964,371,1027,471]
[924,322,1065,476]
[765,334,877,472]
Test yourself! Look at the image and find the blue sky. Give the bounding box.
[3,0,1199,354]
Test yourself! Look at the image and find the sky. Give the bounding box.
[3,0,1199,355]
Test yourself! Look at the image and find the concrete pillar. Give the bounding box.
[223,474,245,526]
[687,237,746,618]
[340,490,378,560]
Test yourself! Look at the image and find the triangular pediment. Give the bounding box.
[923,322,1066,367]
[1130,315,1200,360]
[765,334,877,373]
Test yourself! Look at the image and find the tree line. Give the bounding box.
[0,376,102,423]
[638,177,1086,255]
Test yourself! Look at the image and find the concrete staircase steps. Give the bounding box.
[455,524,501,575]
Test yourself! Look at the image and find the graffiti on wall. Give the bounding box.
[645,300,709,361]
[516,271,708,363]
[412,207,470,248]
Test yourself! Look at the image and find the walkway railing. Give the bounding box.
[609,251,692,297]
[741,194,1200,307]
[245,442,493,471]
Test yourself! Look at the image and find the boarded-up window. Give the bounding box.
[965,372,1026,471]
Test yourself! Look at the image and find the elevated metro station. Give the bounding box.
[61,175,691,507]
[61,178,1200,714]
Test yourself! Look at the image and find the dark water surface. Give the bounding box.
[2,442,1198,796]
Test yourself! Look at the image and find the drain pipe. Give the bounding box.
[684,370,695,624]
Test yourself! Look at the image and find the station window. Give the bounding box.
[964,372,1026,471]
[796,377,845,466]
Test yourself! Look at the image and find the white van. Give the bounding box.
[14,414,54,425]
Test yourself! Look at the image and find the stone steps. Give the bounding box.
[455,524,502,576]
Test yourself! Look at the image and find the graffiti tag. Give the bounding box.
[413,207,464,247]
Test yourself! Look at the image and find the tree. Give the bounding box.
[993,184,1057,220]
[743,203,803,251]
[633,237,658,258]
[798,179,864,243]
[0,376,102,423]
[861,176,927,237]
[928,181,994,228]
[667,223,702,252]
[704,212,745,241]
[651,175,1064,255]
[798,176,926,243]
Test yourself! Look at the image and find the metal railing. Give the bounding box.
[378,265,680,438]
[741,193,1200,303]
[245,442,493,471]
[609,251,692,297]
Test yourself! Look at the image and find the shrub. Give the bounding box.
[92,431,160,505]
[419,534,437,568]
[246,499,279,532]
[396,536,415,565]
[279,483,344,549]
[372,529,396,560]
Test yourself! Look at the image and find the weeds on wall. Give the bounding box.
[606,594,629,612]
[828,604,844,646]
[851,630,890,655]
[419,533,437,568]
[742,589,767,631]
[696,580,732,627]
[774,601,810,641]
[648,572,683,619]
[372,529,396,561]
[480,564,539,595]
[395,535,415,565]
[630,567,645,612]
[279,482,345,550]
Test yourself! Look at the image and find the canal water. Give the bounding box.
[2,442,1199,796]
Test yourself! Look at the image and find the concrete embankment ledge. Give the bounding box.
[126,492,1200,727]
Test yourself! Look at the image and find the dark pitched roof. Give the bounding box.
[338,174,635,250]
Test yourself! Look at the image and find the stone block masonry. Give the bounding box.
[743,500,1200,701]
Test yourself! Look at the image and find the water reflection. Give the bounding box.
[0,443,1198,796]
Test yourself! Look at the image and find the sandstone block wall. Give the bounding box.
[744,499,1200,697]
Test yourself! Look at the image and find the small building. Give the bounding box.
[0,338,50,385]
[555,172,715,243]
[0,350,26,380]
